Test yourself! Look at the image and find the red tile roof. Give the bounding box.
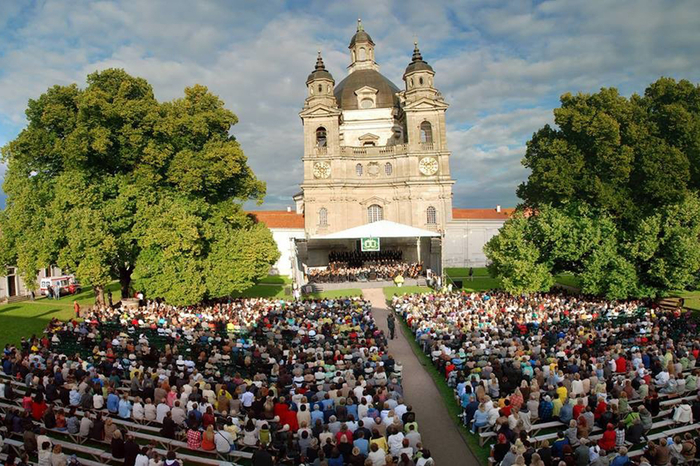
[452,208,515,220]
[248,211,305,229]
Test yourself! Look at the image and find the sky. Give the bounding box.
[0,0,699,211]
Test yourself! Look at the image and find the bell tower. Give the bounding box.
[300,51,341,159]
[348,19,378,73]
[399,41,454,225]
[402,41,449,154]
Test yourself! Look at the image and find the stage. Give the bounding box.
[304,277,428,292]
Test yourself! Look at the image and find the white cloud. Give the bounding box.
[0,0,698,210]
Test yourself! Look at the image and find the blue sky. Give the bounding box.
[0,0,699,210]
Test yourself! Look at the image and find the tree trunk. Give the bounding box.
[94,285,105,307]
[119,266,132,300]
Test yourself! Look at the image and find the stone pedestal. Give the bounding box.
[122,298,140,311]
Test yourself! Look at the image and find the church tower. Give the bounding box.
[299,23,453,238]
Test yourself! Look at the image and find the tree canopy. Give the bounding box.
[486,77,700,298]
[0,69,279,305]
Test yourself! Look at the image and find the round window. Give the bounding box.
[360,98,374,109]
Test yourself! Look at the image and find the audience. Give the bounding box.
[1,295,429,465]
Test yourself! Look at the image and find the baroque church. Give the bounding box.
[249,21,514,280]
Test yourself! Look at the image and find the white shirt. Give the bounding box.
[156,403,170,423]
[240,391,254,407]
[132,403,145,420]
[135,454,149,466]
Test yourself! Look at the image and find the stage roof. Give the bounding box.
[313,220,440,240]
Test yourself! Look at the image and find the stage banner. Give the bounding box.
[361,237,380,252]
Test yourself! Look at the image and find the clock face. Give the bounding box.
[419,157,438,176]
[313,161,331,179]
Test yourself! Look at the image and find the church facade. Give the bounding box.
[250,22,512,278]
[298,21,455,236]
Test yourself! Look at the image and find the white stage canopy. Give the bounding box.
[313,220,440,240]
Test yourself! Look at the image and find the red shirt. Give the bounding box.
[616,356,627,373]
[31,400,47,420]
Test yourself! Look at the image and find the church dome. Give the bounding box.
[349,19,374,48]
[349,29,374,48]
[333,69,400,110]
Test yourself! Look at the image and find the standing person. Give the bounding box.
[124,434,140,466]
[387,314,396,340]
[53,284,60,300]
[46,285,53,300]
[73,301,80,319]
[108,290,113,307]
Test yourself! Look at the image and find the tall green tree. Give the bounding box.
[487,78,700,298]
[0,69,279,305]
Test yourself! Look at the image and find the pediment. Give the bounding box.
[299,104,341,118]
[403,98,449,111]
[354,85,378,96]
[359,195,390,206]
[358,133,380,141]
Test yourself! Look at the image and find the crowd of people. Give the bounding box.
[391,290,700,466]
[307,262,423,284]
[328,251,404,269]
[0,296,433,466]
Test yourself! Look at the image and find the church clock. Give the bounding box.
[418,157,438,176]
[313,161,331,179]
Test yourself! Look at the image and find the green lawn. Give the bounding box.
[674,290,700,312]
[554,273,583,289]
[256,274,291,285]
[445,267,490,278]
[0,282,124,348]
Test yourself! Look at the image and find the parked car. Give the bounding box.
[39,276,81,297]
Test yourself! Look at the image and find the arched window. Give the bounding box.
[319,208,328,227]
[367,204,383,223]
[426,206,437,224]
[359,47,366,60]
[318,84,323,93]
[385,163,393,175]
[356,163,363,176]
[316,127,327,147]
[419,76,424,85]
[420,121,433,144]
[362,141,375,147]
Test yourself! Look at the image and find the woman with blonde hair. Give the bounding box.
[511,387,524,413]
[530,453,545,466]
[104,417,117,443]
[50,444,66,466]
[201,425,215,451]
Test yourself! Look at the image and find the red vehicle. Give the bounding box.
[39,276,81,297]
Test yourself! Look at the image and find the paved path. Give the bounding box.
[363,288,479,466]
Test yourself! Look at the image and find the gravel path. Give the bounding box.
[363,288,480,466]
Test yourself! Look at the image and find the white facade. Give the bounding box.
[0,265,64,301]
[268,228,306,277]
[444,219,505,268]
[340,108,402,147]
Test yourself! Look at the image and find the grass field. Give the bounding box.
[554,273,583,289]
[674,289,700,312]
[0,281,123,348]
[445,267,490,278]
